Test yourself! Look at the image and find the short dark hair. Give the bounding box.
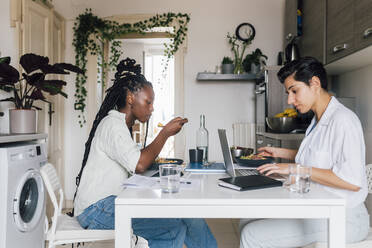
[277,57,328,90]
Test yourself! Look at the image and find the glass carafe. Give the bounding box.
[196,114,209,164]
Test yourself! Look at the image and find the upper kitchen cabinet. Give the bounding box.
[326,0,354,63]
[284,0,298,49]
[354,0,372,52]
[298,0,326,64]
[284,0,372,70]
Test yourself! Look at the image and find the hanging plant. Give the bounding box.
[73,9,190,126]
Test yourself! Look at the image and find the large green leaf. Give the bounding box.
[28,89,45,100]
[0,63,19,84]
[40,64,69,75]
[0,57,11,65]
[23,72,45,86]
[0,97,15,103]
[54,63,84,74]
[20,53,49,74]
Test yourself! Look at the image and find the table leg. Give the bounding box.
[328,206,345,248]
[115,205,132,248]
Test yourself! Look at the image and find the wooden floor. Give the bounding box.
[54,218,240,248]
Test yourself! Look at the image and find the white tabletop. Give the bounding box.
[116,173,344,206]
[115,173,346,248]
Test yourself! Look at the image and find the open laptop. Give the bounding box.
[218,129,260,177]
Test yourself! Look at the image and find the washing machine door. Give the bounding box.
[13,169,45,232]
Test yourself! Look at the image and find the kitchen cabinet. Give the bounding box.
[354,0,372,52]
[284,0,372,68]
[298,0,326,64]
[326,0,354,63]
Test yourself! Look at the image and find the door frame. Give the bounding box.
[85,13,187,158]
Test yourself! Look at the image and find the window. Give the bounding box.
[144,47,175,157]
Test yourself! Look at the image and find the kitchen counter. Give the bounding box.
[259,132,305,141]
[0,133,47,144]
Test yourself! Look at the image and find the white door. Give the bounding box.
[21,0,66,205]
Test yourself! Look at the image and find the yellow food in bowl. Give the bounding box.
[157,122,164,127]
[240,154,266,160]
[155,158,178,163]
[274,108,298,118]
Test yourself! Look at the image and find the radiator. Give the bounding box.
[232,122,256,149]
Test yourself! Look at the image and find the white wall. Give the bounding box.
[51,0,286,200]
[0,0,19,133]
[332,64,372,164]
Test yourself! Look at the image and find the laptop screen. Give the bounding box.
[218,129,236,177]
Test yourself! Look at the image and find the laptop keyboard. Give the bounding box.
[236,169,260,176]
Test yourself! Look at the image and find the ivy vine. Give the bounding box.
[72,9,190,126]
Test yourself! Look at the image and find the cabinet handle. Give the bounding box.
[332,43,349,53]
[363,27,372,38]
[286,33,293,41]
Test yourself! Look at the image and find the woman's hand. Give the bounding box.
[257,163,293,176]
[162,117,188,137]
[258,147,298,160]
[258,147,282,158]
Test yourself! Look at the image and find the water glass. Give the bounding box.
[159,164,182,193]
[285,164,312,193]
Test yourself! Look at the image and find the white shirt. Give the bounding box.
[74,110,140,216]
[295,97,368,208]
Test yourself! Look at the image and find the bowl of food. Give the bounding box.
[230,147,254,161]
[235,154,274,167]
[266,117,298,133]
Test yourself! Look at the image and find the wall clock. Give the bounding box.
[235,23,255,43]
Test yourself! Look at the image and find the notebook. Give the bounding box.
[217,129,283,191]
[219,175,282,191]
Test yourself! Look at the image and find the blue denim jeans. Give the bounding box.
[77,195,217,248]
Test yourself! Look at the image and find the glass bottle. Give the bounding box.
[196,114,209,164]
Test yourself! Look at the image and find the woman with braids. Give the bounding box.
[73,58,217,248]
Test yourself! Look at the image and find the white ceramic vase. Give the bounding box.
[9,109,37,134]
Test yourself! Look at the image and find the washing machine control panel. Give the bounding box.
[9,144,45,162]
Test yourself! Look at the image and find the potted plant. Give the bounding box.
[0,53,83,134]
[227,33,251,74]
[221,56,234,74]
[242,48,268,74]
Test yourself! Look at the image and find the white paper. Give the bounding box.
[122,174,201,190]
[122,175,158,188]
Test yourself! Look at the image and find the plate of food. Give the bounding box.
[235,154,274,167]
[149,158,184,170]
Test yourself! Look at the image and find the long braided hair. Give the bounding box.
[71,58,152,216]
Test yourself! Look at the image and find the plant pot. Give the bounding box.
[9,109,37,134]
[221,64,234,74]
[250,63,261,74]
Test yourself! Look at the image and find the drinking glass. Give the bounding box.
[159,164,182,193]
[284,164,312,193]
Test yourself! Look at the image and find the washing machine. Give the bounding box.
[0,142,47,248]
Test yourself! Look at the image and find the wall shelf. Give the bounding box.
[0,133,47,144]
[196,72,261,81]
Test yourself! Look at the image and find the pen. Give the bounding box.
[157,179,191,184]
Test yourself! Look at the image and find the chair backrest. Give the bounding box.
[366,164,372,194]
[40,163,64,237]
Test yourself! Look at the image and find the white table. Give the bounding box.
[115,174,345,248]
